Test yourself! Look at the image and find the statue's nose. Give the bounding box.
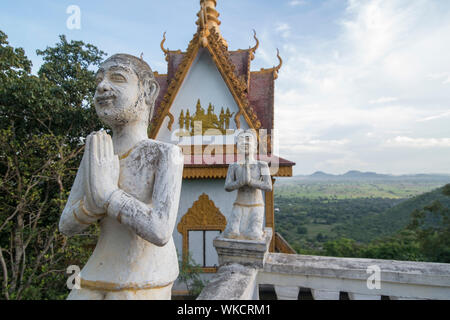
[97,80,111,93]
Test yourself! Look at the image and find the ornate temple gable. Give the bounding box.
[177,193,227,234]
[149,1,264,139]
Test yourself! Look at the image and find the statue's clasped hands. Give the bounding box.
[83,130,120,214]
[238,162,252,187]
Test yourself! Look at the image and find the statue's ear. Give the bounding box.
[144,78,160,107]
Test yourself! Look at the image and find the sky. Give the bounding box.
[1,0,450,175]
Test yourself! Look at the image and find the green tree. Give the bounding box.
[0,30,106,300]
[407,185,450,262]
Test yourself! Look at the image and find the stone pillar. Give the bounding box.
[348,293,381,300]
[311,289,340,300]
[274,286,300,300]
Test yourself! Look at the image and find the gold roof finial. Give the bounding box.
[273,49,283,79]
[196,0,227,48]
[160,32,169,61]
[249,29,260,60]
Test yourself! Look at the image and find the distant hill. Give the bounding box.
[335,186,450,242]
[294,170,450,182]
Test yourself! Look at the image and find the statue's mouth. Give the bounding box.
[96,94,116,105]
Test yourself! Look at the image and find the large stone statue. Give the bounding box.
[223,130,272,240]
[59,54,184,300]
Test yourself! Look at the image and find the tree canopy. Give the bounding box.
[0,30,106,300]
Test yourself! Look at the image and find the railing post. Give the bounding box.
[274,286,300,300]
[311,289,340,300]
[348,293,381,300]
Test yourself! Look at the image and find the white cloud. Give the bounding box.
[271,0,450,174]
[417,110,450,122]
[385,136,450,148]
[369,97,399,104]
[288,0,306,7]
[275,23,291,39]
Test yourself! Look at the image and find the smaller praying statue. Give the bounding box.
[223,130,272,240]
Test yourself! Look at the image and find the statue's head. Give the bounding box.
[237,130,257,156]
[94,54,160,128]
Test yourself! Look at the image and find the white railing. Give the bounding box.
[198,253,450,300]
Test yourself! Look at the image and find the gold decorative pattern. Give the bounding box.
[183,166,292,179]
[160,32,169,61]
[167,111,175,131]
[177,193,227,271]
[265,177,275,252]
[72,210,91,225]
[119,148,134,160]
[178,99,235,135]
[233,202,264,208]
[249,29,259,61]
[80,278,173,292]
[80,200,105,219]
[183,167,228,179]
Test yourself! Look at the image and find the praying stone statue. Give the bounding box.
[59,54,184,300]
[223,130,272,240]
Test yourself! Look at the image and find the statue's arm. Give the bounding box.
[248,162,272,192]
[106,146,184,247]
[59,155,104,236]
[224,164,241,192]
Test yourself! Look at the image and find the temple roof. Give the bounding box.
[150,1,294,177]
[149,0,282,139]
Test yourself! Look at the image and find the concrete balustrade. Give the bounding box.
[259,253,450,300]
[198,229,450,300]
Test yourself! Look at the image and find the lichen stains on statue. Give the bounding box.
[59,53,184,300]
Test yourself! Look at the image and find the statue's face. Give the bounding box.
[94,60,143,126]
[237,132,256,156]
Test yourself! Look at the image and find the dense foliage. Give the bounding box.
[276,182,450,263]
[0,30,106,300]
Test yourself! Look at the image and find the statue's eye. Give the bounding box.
[96,77,103,85]
[110,73,126,82]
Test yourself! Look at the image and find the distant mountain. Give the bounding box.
[342,170,390,179]
[309,171,335,178]
[295,170,450,181]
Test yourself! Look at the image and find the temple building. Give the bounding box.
[149,0,296,295]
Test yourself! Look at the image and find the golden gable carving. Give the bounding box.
[177,193,227,234]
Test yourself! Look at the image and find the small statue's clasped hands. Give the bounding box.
[239,163,253,187]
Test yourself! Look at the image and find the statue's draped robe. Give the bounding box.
[59,139,183,290]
